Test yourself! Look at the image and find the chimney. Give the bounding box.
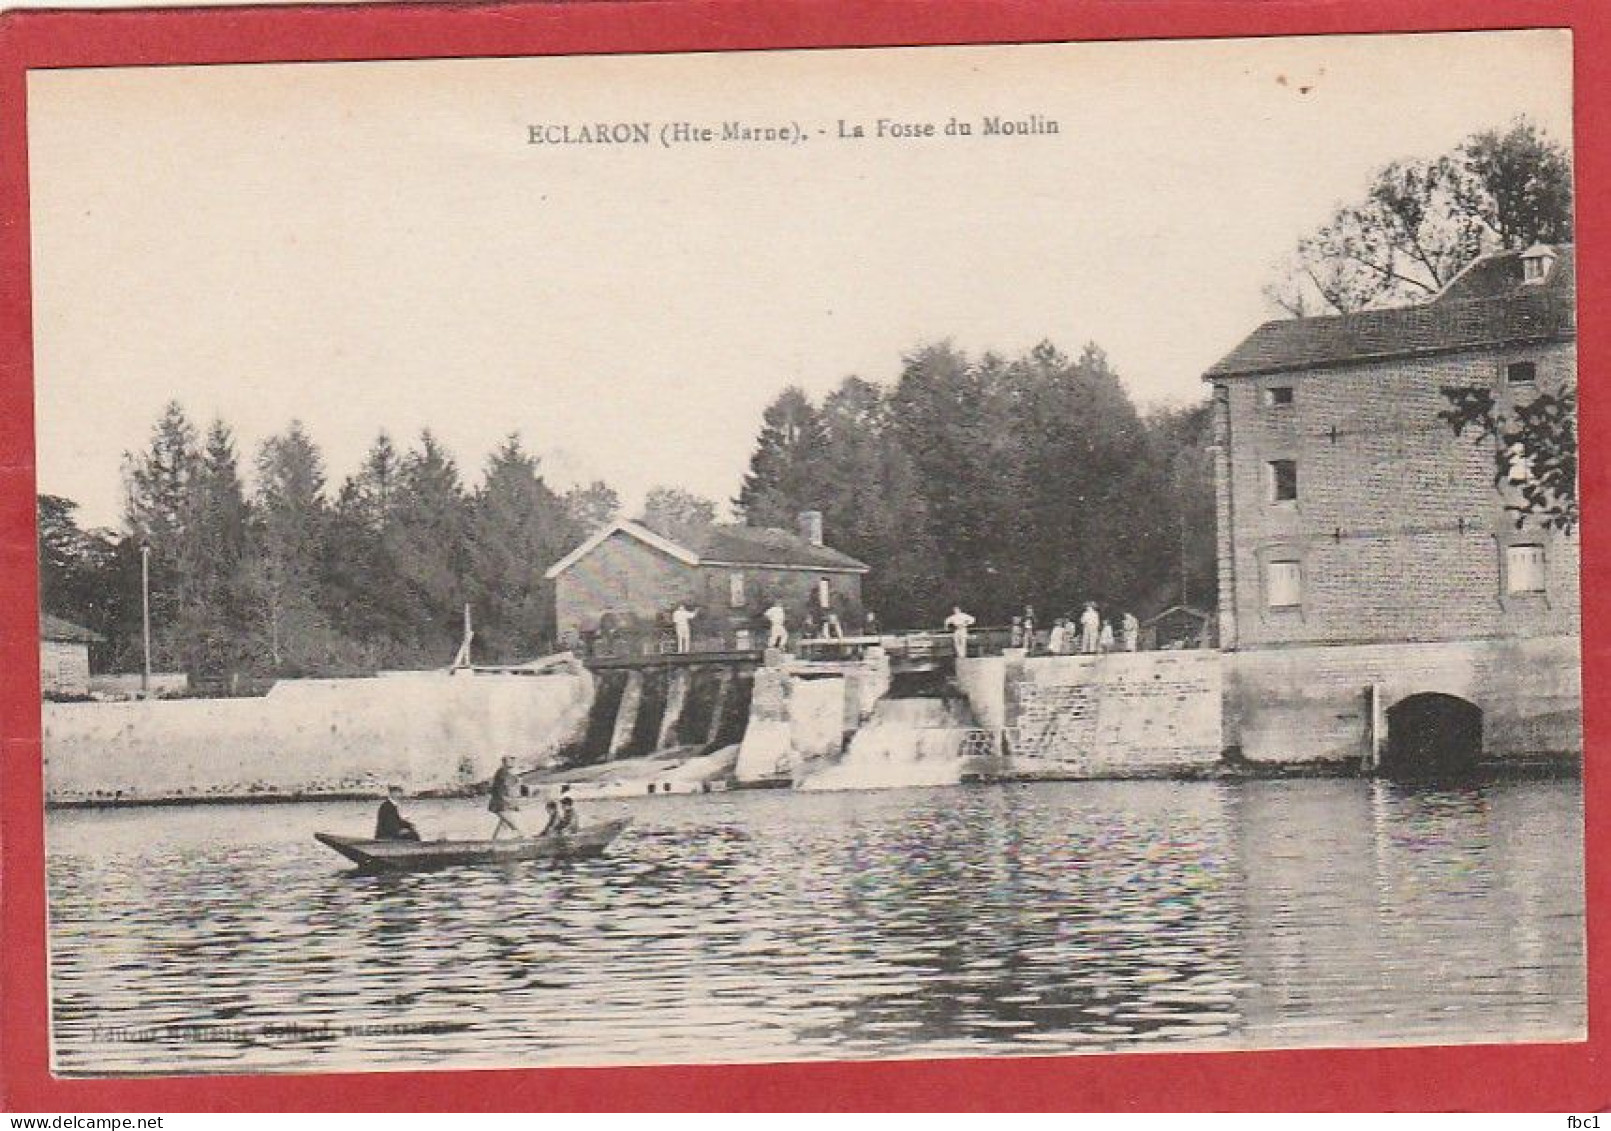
[798,510,824,547]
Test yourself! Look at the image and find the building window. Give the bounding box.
[1507,361,1537,386]
[1263,386,1295,407]
[1506,544,1546,594]
[1267,459,1298,503]
[729,572,746,608]
[1266,560,1302,608]
[818,578,832,609]
[1506,443,1533,484]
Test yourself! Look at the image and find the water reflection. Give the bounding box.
[45,779,1583,1075]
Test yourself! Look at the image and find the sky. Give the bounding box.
[27,30,1573,530]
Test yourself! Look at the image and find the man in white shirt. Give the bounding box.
[1080,602,1101,654]
[764,602,789,649]
[944,606,976,658]
[671,603,697,653]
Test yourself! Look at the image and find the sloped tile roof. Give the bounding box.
[545,519,869,579]
[691,524,869,572]
[41,612,103,643]
[1206,245,1575,380]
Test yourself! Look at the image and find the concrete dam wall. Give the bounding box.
[42,669,594,805]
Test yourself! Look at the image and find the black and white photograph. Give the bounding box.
[30,30,1584,1076]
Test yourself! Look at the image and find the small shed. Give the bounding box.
[40,613,103,698]
[1142,605,1215,651]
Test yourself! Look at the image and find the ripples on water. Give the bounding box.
[44,779,1584,1075]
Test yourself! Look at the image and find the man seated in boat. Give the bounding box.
[557,795,581,834]
[488,756,524,839]
[538,799,563,837]
[374,785,421,842]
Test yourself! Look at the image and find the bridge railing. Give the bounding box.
[575,624,1024,663]
[794,626,1020,662]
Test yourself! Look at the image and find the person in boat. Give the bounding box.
[375,785,421,842]
[488,755,524,839]
[538,799,563,837]
[557,795,581,834]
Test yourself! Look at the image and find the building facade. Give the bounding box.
[1205,244,1580,770]
[545,512,869,652]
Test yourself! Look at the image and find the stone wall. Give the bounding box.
[40,640,90,698]
[1223,635,1581,765]
[954,650,1222,775]
[1213,340,1579,649]
[41,669,594,804]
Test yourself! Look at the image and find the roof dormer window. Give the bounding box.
[1521,243,1556,284]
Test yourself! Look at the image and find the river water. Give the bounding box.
[45,778,1584,1075]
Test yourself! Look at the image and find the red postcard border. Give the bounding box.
[1,0,1606,1112]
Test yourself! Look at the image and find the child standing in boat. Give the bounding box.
[488,756,524,839]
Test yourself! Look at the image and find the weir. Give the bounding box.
[554,655,757,768]
[798,678,979,791]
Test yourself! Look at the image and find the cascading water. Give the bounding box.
[551,662,755,770]
[798,692,978,792]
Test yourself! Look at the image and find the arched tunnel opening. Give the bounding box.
[1382,693,1484,779]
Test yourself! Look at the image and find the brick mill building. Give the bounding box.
[544,511,868,653]
[1205,243,1580,773]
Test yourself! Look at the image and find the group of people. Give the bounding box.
[666,600,878,654]
[1035,604,1141,656]
[944,602,1141,658]
[372,755,582,842]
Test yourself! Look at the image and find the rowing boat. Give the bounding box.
[314,817,630,872]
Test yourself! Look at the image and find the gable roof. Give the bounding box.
[41,613,103,644]
[543,519,869,580]
[1206,244,1576,380]
[543,520,699,580]
[688,524,868,572]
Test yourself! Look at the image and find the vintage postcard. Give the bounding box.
[20,24,1587,1087]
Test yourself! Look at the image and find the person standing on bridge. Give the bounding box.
[823,611,844,639]
[1122,611,1141,652]
[1022,606,1037,655]
[765,601,789,650]
[1046,618,1068,655]
[945,606,976,658]
[1099,618,1116,654]
[1080,602,1101,654]
[672,603,697,653]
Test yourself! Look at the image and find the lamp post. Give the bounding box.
[140,540,152,699]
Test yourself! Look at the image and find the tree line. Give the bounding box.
[42,410,631,681]
[734,341,1217,632]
